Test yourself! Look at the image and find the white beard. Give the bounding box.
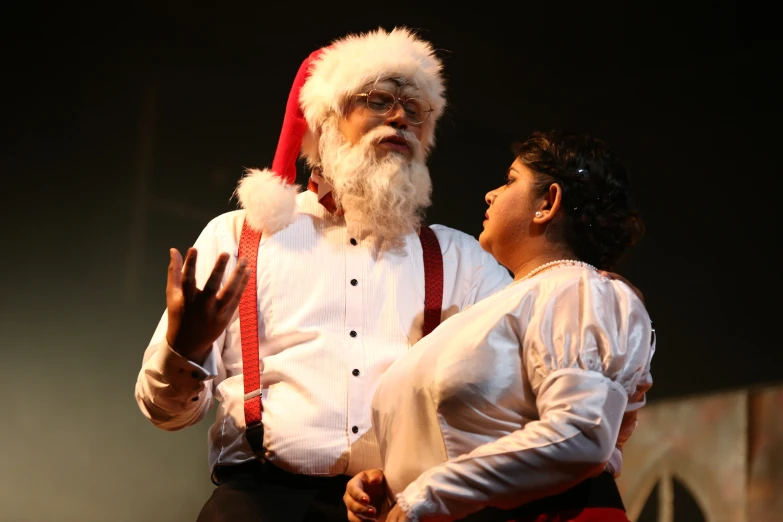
[318,119,432,244]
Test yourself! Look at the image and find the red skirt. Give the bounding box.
[516,506,629,521]
[459,472,628,522]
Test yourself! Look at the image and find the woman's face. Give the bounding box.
[479,158,540,262]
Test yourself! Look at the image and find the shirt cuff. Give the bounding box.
[147,342,217,386]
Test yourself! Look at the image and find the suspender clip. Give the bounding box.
[245,422,268,461]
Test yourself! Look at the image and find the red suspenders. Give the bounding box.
[237,221,264,438]
[237,220,443,457]
[418,224,444,338]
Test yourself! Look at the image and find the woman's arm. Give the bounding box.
[395,368,628,521]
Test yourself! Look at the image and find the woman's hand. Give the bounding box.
[344,469,387,521]
[385,503,412,522]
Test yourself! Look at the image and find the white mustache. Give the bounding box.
[363,127,421,150]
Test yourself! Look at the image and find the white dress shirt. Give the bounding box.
[372,265,655,521]
[135,190,512,476]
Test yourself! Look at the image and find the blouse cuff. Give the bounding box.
[395,493,419,522]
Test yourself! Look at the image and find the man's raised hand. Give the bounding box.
[165,247,249,364]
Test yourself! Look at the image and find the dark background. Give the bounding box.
[1,2,779,521]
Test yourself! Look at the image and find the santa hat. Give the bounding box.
[235,27,446,235]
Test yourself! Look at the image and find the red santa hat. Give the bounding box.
[235,26,446,235]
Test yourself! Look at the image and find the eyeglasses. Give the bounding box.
[353,89,433,125]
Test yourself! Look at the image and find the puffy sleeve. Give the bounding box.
[396,270,654,521]
[525,271,653,398]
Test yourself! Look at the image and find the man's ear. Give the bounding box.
[301,126,321,166]
[532,183,563,224]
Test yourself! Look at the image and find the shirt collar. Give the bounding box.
[307,170,343,216]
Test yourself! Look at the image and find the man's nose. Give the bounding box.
[384,102,409,128]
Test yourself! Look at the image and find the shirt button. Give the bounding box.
[351,426,359,434]
[350,238,357,245]
[350,330,357,338]
[352,369,360,376]
[350,279,358,286]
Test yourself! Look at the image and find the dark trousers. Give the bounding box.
[196,460,351,522]
[197,462,625,522]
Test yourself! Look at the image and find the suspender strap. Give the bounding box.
[237,222,444,457]
[237,220,265,457]
[418,224,444,338]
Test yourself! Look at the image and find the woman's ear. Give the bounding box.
[532,183,563,224]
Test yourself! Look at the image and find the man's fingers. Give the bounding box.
[167,248,183,293]
[203,253,231,297]
[181,248,199,297]
[217,258,249,311]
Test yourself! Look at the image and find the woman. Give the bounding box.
[345,130,655,522]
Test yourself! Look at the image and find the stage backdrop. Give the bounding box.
[617,383,783,522]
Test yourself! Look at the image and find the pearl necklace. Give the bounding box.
[509,259,597,287]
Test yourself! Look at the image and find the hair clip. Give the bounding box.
[576,168,590,179]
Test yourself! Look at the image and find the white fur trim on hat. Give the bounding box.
[234,168,300,235]
[299,27,446,162]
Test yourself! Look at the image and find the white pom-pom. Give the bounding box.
[234,168,300,235]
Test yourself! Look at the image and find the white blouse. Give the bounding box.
[372,265,655,521]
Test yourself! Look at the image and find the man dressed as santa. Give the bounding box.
[135,26,512,522]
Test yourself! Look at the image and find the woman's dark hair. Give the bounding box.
[513,129,645,270]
